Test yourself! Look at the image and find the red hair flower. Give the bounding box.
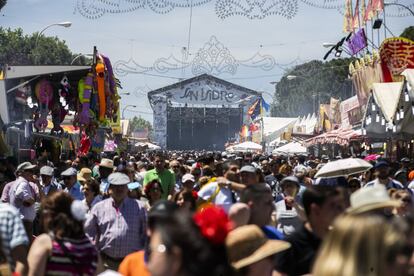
[191,190,198,200]
[193,205,233,245]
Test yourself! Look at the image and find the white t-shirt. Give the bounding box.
[275,199,302,236]
[198,182,233,213]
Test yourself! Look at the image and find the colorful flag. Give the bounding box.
[364,0,375,21]
[240,125,250,138]
[353,0,360,30]
[372,0,384,12]
[361,0,366,25]
[343,0,353,33]
[261,97,270,112]
[248,99,261,120]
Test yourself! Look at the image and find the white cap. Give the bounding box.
[108,172,130,186]
[182,173,195,183]
[40,166,54,176]
[61,167,77,177]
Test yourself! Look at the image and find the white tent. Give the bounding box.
[229,141,262,152]
[135,142,161,150]
[273,142,307,155]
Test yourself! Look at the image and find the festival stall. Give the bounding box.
[304,128,363,157]
[362,69,414,159]
[0,47,121,162]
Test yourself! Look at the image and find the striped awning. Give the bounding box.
[304,128,363,147]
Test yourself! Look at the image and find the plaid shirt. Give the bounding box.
[84,197,147,258]
[0,203,29,268]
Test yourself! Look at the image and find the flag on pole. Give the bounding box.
[353,0,361,30]
[343,0,353,33]
[361,0,366,25]
[372,0,384,12]
[261,97,270,112]
[248,99,261,120]
[364,0,375,21]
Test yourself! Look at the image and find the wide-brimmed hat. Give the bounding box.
[226,225,291,269]
[347,185,401,214]
[16,162,36,173]
[99,158,114,169]
[78,168,92,182]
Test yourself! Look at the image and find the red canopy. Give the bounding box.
[304,128,362,147]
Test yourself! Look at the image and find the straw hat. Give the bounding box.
[226,225,291,269]
[78,168,92,183]
[99,158,114,169]
[347,185,401,214]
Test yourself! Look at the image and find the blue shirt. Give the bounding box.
[64,181,84,200]
[262,225,284,240]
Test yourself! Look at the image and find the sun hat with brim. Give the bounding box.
[226,225,291,270]
[99,158,114,169]
[16,162,36,173]
[346,185,401,215]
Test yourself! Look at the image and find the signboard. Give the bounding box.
[169,79,254,105]
[340,96,360,127]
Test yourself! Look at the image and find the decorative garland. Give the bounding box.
[114,36,276,77]
[74,0,413,19]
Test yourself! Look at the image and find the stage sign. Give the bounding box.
[168,79,254,105]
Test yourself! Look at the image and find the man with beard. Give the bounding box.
[365,161,404,190]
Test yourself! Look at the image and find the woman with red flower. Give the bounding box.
[143,179,163,209]
[147,206,234,276]
[173,190,196,212]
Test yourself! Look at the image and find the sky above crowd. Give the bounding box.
[1,0,412,121]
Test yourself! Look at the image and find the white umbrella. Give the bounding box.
[273,142,307,155]
[231,141,262,152]
[315,158,373,178]
[134,142,161,150]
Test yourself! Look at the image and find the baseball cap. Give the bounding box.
[374,161,389,169]
[182,173,195,183]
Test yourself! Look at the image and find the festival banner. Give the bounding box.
[353,0,361,30]
[364,0,375,22]
[380,37,414,82]
[343,0,353,33]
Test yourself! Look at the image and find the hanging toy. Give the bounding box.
[15,80,32,105]
[50,101,65,135]
[79,73,94,125]
[78,131,91,156]
[34,79,53,132]
[58,75,71,110]
[95,60,106,122]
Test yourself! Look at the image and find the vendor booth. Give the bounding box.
[0,47,121,162]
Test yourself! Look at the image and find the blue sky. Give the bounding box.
[1,0,413,121]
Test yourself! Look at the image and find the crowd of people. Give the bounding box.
[0,150,414,275]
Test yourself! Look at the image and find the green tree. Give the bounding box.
[400,26,414,41]
[271,58,353,117]
[0,27,90,66]
[129,116,153,138]
[0,0,6,11]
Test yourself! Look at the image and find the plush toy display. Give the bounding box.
[95,61,106,122]
[34,79,53,132]
[58,75,71,110]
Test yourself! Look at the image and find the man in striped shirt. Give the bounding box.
[85,172,147,271]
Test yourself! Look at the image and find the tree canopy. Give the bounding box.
[271,58,353,117]
[0,27,90,66]
[400,26,414,41]
[129,116,153,133]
